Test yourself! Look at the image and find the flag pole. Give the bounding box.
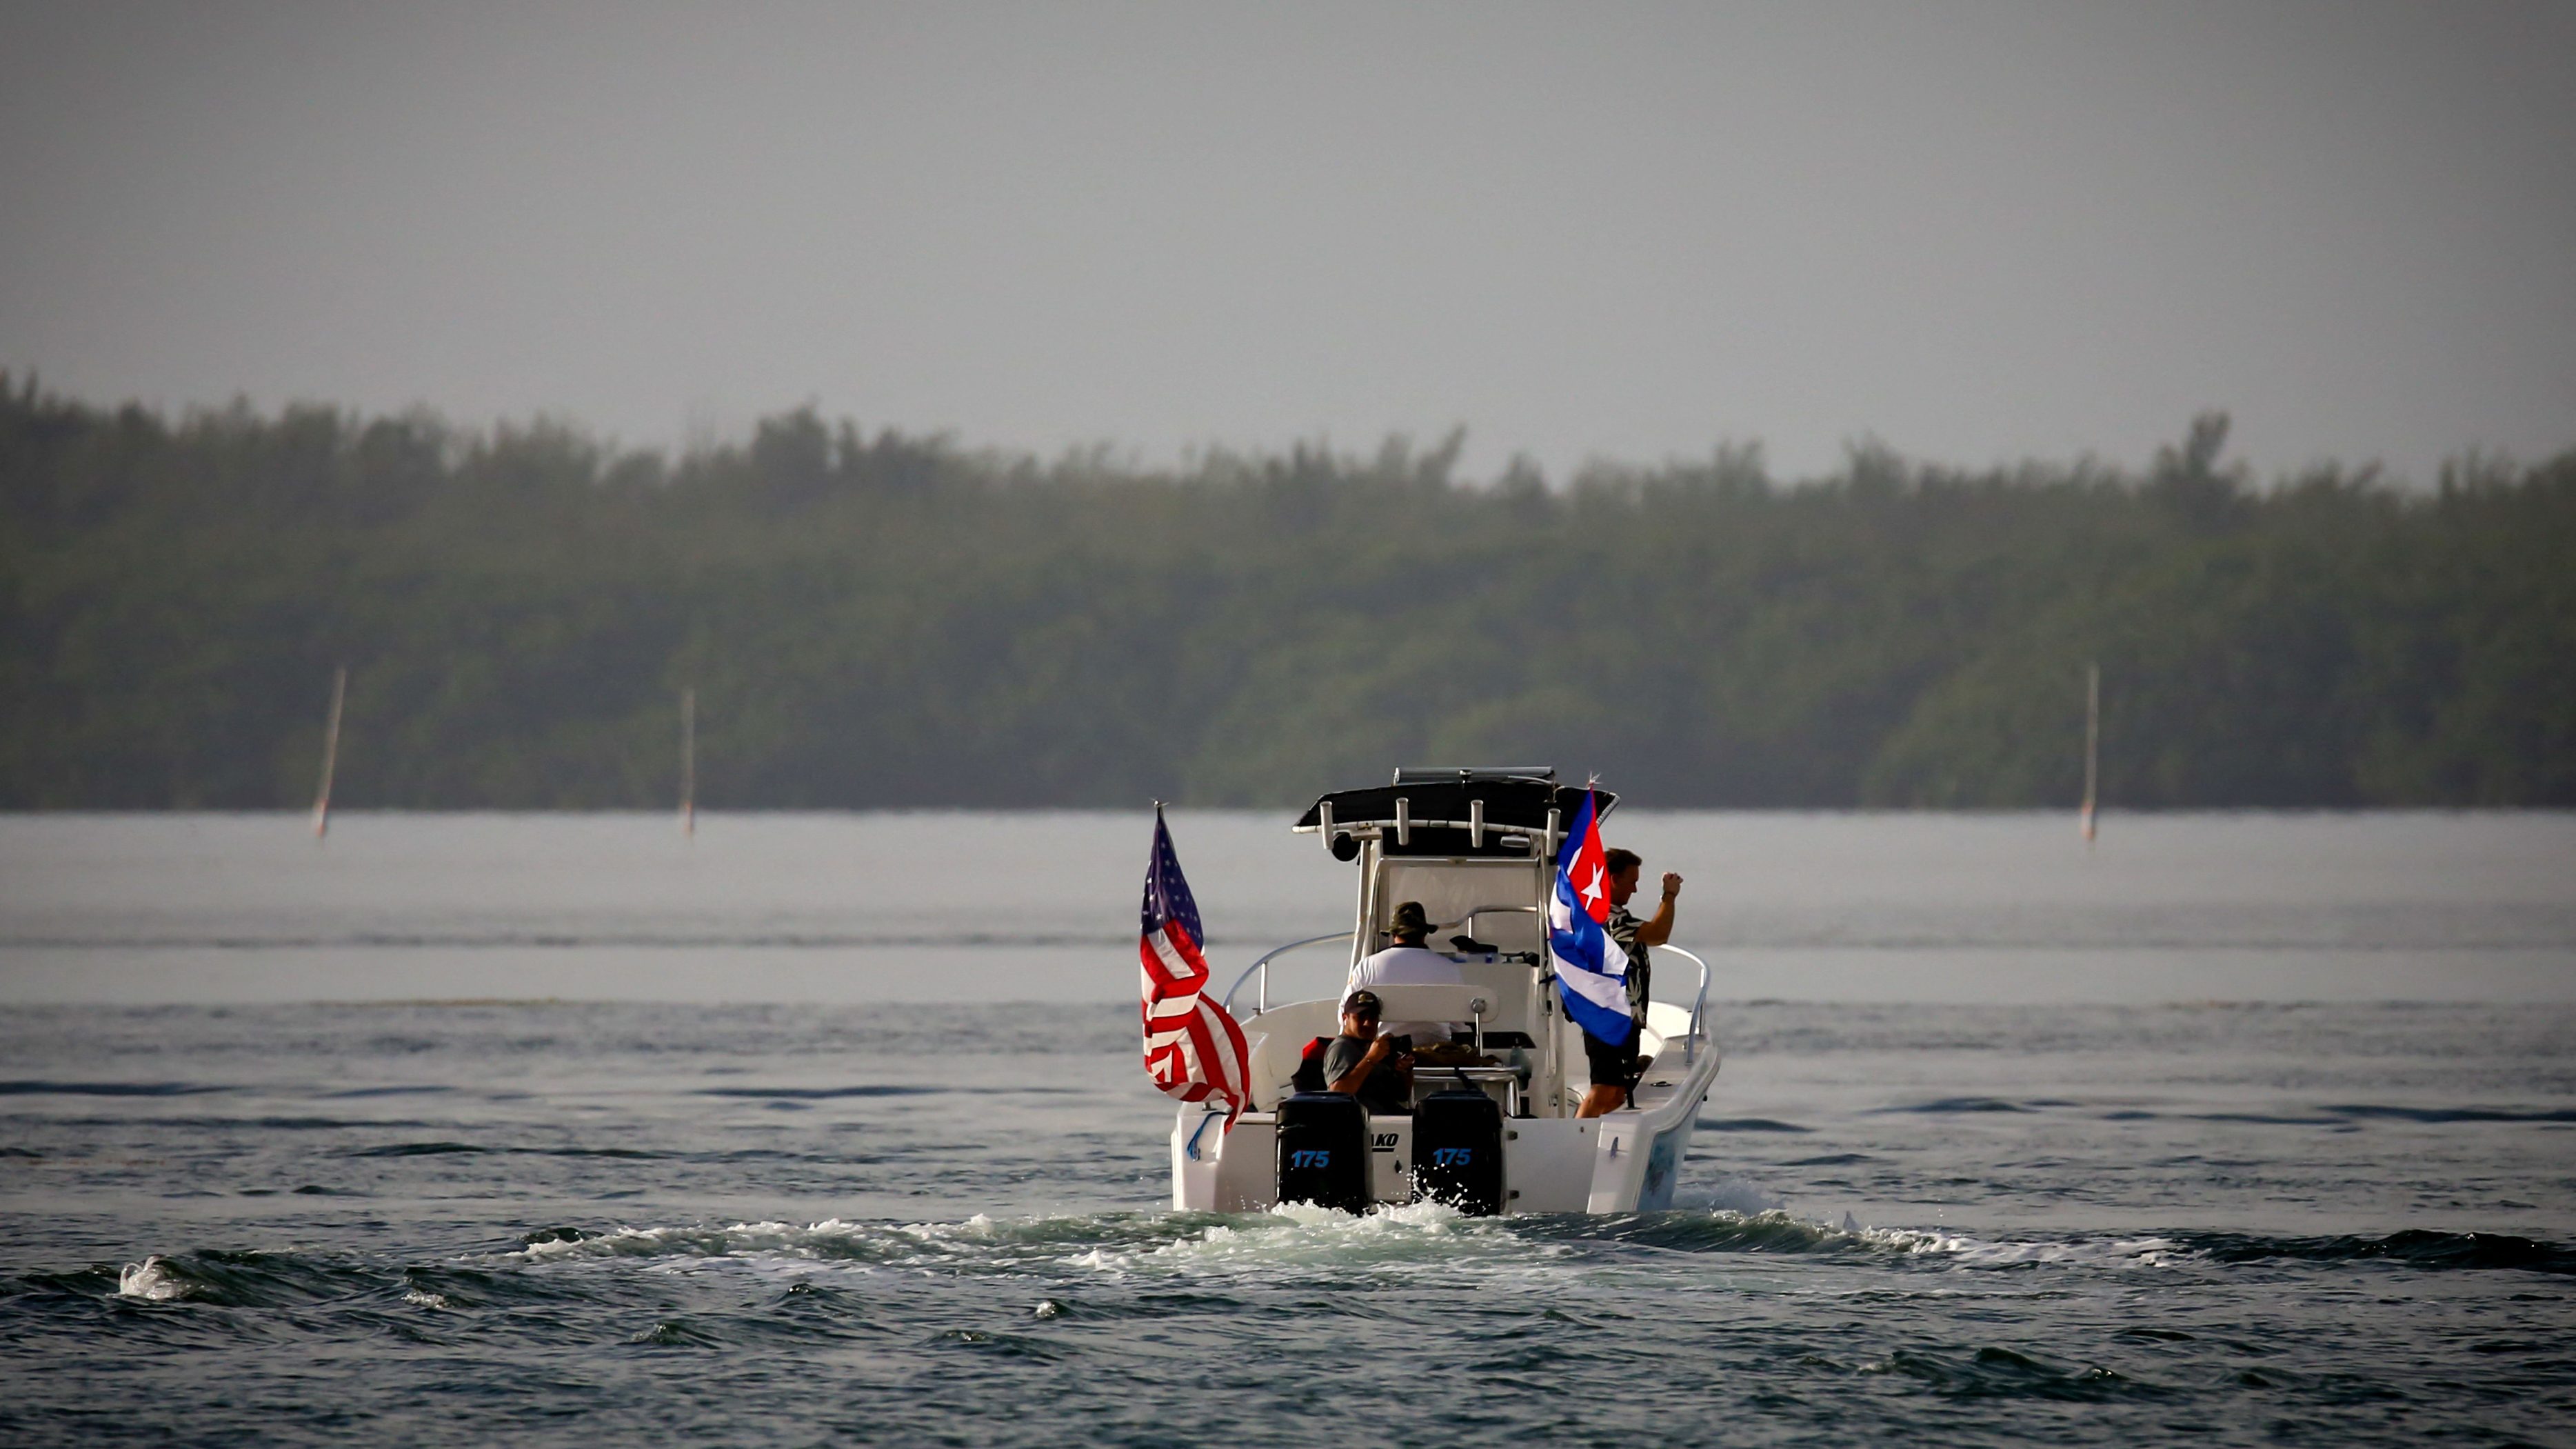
[311,666,345,840]
[2080,661,2100,848]
[680,686,696,839]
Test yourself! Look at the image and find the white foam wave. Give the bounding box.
[512,1219,884,1263]
[528,1202,1678,1281]
[117,1256,186,1301]
[505,1210,1147,1275]
[1685,1209,2189,1272]
[1835,1219,2185,1268]
[1069,1199,1544,1278]
[1931,1232,2187,1268]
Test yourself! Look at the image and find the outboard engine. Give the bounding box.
[1411,1086,1505,1215]
[1275,1092,1370,1212]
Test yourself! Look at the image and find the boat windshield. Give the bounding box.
[1371,858,1542,957]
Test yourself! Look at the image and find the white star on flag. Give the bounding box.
[1580,864,1605,911]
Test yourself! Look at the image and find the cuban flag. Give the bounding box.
[1549,790,1635,1045]
[1138,808,1252,1125]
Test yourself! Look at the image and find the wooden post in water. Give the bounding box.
[680,686,696,839]
[312,666,346,839]
[2080,661,2100,847]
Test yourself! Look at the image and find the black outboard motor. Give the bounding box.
[1275,1092,1370,1212]
[1411,1086,1505,1215]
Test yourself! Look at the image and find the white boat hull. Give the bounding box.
[1174,1014,1721,1214]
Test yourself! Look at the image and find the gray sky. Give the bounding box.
[3,1,2570,484]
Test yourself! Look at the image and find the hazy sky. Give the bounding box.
[3,1,2570,483]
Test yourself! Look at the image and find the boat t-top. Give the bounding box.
[1171,766,1722,1215]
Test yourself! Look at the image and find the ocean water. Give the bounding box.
[2,813,2573,1446]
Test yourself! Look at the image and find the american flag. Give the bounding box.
[1139,808,1251,1123]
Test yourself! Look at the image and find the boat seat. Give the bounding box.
[1358,984,1496,1034]
[1290,1036,1330,1095]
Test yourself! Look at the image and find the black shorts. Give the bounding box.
[1583,1021,1643,1090]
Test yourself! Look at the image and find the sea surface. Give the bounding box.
[1,812,2573,1446]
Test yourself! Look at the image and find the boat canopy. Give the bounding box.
[1293,767,1613,858]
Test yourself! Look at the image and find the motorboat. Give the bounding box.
[1170,766,1722,1215]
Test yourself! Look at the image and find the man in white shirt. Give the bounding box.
[1346,901,1462,1043]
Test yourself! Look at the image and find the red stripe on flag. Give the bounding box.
[1140,928,1207,995]
[1198,999,1249,1100]
[1137,826,1249,1125]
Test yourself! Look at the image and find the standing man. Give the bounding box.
[1578,848,1683,1117]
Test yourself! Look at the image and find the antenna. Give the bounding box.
[311,666,345,840]
[2080,661,2100,847]
[680,686,696,839]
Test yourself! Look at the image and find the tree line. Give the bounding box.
[2,376,2568,810]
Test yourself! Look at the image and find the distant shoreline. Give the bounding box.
[8,383,2570,812]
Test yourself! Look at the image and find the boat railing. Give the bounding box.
[1653,944,1713,1066]
[1438,903,1539,935]
[1223,931,1354,1018]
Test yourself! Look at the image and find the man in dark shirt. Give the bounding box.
[1322,989,1413,1115]
[1578,847,1684,1117]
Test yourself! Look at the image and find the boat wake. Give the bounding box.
[481,1208,2576,1283]
[64,1214,2572,1322]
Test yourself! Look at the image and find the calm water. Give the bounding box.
[1,813,2572,1446]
